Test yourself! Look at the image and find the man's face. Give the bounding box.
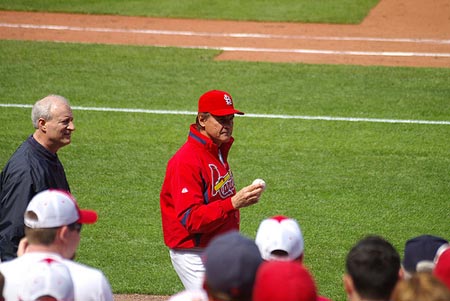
[200,114,234,146]
[44,102,75,152]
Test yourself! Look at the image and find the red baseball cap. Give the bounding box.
[198,90,244,116]
[253,261,318,301]
[434,246,450,290]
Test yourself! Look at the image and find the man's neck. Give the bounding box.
[33,132,57,154]
[24,244,62,256]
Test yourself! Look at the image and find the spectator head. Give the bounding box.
[391,272,450,301]
[202,231,263,301]
[344,235,401,301]
[253,260,317,301]
[402,235,448,278]
[255,215,304,262]
[24,189,98,259]
[19,258,74,301]
[433,246,450,291]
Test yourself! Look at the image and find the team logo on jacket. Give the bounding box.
[209,164,235,198]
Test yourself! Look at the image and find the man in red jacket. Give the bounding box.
[160,90,264,290]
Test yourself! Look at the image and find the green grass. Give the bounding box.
[1,40,449,300]
[0,0,379,23]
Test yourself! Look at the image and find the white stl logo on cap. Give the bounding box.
[224,94,233,105]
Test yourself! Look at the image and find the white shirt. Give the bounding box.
[0,252,113,301]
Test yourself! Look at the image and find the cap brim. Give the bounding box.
[210,109,245,116]
[77,209,98,224]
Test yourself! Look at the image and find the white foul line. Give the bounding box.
[1,22,450,45]
[181,45,450,58]
[2,23,450,58]
[1,103,449,125]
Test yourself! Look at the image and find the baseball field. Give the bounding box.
[0,1,449,300]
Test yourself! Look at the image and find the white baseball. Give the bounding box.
[252,178,266,191]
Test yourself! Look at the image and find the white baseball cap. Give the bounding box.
[19,258,74,301]
[25,189,98,228]
[255,215,304,261]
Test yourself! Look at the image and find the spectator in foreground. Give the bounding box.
[254,215,332,301]
[169,231,263,301]
[343,235,401,301]
[203,231,263,301]
[255,215,304,262]
[391,272,450,301]
[402,235,448,278]
[253,260,318,301]
[434,246,450,291]
[0,189,113,301]
[20,257,75,301]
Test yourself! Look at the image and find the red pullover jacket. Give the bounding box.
[160,124,239,249]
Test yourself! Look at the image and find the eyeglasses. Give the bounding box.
[67,222,82,233]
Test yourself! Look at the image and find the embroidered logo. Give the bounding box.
[209,164,235,198]
[224,94,233,106]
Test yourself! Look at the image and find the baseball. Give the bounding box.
[252,178,266,191]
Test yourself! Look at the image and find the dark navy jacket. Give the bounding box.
[0,135,70,261]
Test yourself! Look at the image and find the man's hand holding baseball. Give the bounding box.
[231,184,264,209]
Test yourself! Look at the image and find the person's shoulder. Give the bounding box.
[63,259,109,280]
[5,138,36,164]
[62,259,113,299]
[0,257,22,273]
[1,144,40,181]
[0,252,58,275]
[168,141,203,165]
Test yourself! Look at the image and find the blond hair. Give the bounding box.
[392,272,450,301]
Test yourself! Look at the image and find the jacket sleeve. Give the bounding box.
[0,166,36,260]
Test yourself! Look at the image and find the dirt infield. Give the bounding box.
[114,295,168,301]
[0,0,449,68]
[0,1,448,300]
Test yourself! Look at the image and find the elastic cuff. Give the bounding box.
[222,198,236,212]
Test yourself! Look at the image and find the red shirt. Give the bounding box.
[160,124,239,249]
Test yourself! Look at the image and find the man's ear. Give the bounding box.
[37,118,47,131]
[343,273,354,295]
[56,226,70,242]
[197,114,206,127]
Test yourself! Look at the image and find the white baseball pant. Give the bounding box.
[170,248,205,290]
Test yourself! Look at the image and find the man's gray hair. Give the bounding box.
[31,95,70,129]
